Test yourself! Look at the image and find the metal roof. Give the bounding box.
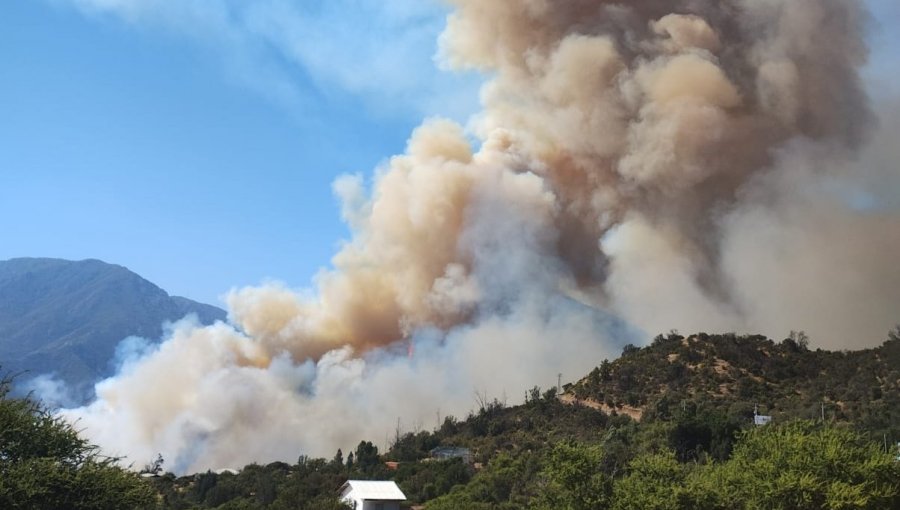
[430,446,471,460]
[341,480,407,501]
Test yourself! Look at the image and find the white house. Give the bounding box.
[340,480,407,510]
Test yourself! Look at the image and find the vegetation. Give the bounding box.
[147,459,351,510]
[611,421,899,509]
[423,331,900,508]
[4,330,900,508]
[570,330,900,442]
[0,374,155,509]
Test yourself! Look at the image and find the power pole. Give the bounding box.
[558,373,562,393]
[821,401,825,422]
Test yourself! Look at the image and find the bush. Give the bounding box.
[0,374,155,509]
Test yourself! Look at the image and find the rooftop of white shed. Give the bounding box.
[340,480,406,501]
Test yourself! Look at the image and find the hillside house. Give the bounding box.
[429,446,471,463]
[340,480,406,510]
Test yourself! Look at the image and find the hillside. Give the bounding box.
[566,331,900,438]
[141,331,900,509]
[0,258,226,401]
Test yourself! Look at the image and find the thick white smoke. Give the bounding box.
[63,0,900,473]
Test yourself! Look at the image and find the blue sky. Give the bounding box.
[0,0,480,305]
[1,0,897,306]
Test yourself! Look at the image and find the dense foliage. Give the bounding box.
[145,439,474,509]
[147,460,350,510]
[601,421,899,510]
[0,375,155,509]
[4,330,900,509]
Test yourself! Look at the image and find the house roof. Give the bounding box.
[430,446,471,458]
[341,480,407,501]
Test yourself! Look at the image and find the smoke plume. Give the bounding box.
[63,0,900,473]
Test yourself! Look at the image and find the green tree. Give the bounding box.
[612,451,685,510]
[610,422,900,510]
[533,441,612,510]
[353,441,379,473]
[717,421,900,509]
[668,407,741,462]
[424,451,536,509]
[0,375,155,509]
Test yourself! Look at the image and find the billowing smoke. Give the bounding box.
[62,0,900,473]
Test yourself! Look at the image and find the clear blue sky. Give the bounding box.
[1,1,897,306]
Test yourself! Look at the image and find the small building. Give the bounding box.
[753,405,772,426]
[340,480,406,510]
[753,414,772,426]
[429,446,472,463]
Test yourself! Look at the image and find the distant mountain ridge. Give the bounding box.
[0,257,226,402]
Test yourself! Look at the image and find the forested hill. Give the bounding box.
[566,331,900,437]
[0,257,226,402]
[140,331,900,510]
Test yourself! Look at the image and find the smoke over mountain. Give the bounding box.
[63,0,900,473]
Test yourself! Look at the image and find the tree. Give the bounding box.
[424,451,533,509]
[301,496,353,510]
[668,407,741,462]
[533,442,612,510]
[353,441,379,472]
[612,452,685,510]
[715,421,900,509]
[609,421,900,510]
[599,359,612,381]
[783,330,810,352]
[141,453,164,476]
[0,374,155,509]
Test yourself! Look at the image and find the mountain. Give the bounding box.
[0,258,226,402]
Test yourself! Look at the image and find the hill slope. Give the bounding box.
[141,331,900,509]
[566,331,900,435]
[0,258,226,401]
